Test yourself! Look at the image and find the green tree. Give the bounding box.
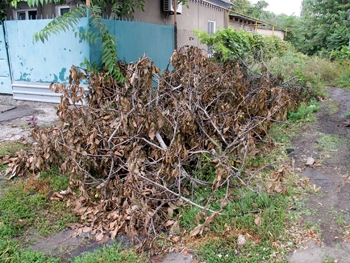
[0,0,10,20]
[295,0,350,55]
[231,0,268,19]
[231,0,251,14]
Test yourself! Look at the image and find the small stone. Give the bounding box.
[286,148,294,154]
[237,234,246,246]
[306,157,315,166]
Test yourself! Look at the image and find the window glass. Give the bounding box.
[208,20,216,56]
[28,10,37,20]
[17,11,25,20]
[208,20,216,35]
[60,8,70,16]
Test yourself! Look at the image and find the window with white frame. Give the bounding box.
[58,6,71,16]
[208,20,216,35]
[15,9,37,20]
[208,20,216,56]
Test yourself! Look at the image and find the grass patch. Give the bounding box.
[0,239,59,263]
[71,242,144,263]
[315,133,340,152]
[196,238,287,262]
[0,141,29,158]
[323,99,339,115]
[0,171,77,238]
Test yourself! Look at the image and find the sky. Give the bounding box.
[250,0,302,16]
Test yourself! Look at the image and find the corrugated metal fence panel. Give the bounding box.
[4,18,90,101]
[11,81,60,103]
[90,20,174,71]
[0,22,12,94]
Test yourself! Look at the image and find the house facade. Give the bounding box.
[6,0,74,20]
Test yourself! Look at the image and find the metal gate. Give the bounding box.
[0,22,12,94]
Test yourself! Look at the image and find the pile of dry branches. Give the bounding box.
[3,46,313,251]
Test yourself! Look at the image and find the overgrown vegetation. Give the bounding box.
[197,27,350,95]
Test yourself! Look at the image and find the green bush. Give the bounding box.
[195,28,259,61]
[288,99,319,121]
[195,28,294,62]
[331,45,350,61]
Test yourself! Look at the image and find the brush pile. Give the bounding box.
[3,46,314,251]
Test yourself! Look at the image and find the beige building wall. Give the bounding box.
[176,1,227,51]
[257,28,285,40]
[133,0,168,24]
[229,21,255,32]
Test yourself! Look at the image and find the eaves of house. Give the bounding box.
[206,0,233,9]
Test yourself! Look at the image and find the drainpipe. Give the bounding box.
[174,0,178,50]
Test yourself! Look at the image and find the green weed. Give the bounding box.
[288,99,319,122]
[322,255,335,263]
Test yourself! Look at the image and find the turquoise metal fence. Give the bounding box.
[5,18,90,83]
[90,19,174,71]
[1,18,174,102]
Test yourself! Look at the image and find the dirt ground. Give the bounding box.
[1,87,350,262]
[287,87,350,262]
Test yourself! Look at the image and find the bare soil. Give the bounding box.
[288,87,350,262]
